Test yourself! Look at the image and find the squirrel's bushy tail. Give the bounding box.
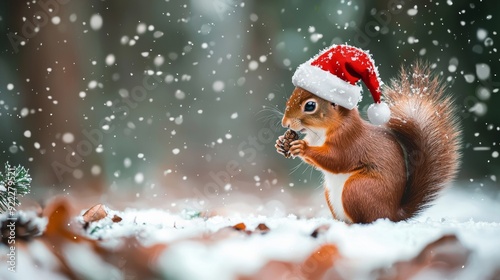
[384,63,461,219]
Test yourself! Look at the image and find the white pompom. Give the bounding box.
[367,102,391,125]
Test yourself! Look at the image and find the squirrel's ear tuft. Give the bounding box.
[367,102,391,125]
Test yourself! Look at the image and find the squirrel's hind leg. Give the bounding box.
[342,175,402,223]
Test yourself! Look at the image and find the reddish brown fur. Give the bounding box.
[384,63,461,218]
[324,188,337,220]
[278,64,461,223]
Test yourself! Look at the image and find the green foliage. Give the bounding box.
[0,162,32,213]
[182,209,202,220]
[89,226,102,235]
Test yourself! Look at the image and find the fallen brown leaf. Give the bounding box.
[376,234,471,280]
[241,243,340,280]
[42,197,95,278]
[97,237,167,279]
[229,222,271,235]
[82,204,107,223]
[310,224,331,238]
[256,223,270,232]
[240,261,295,280]
[112,214,123,223]
[300,244,340,279]
[41,198,168,279]
[233,222,247,231]
[44,197,91,242]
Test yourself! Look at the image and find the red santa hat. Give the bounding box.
[292,44,390,125]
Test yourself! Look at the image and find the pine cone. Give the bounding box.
[280,129,299,158]
[1,211,43,245]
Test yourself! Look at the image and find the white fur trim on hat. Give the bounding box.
[292,63,361,110]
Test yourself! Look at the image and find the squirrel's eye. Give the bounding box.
[304,101,317,113]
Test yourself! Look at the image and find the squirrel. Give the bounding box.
[275,44,461,224]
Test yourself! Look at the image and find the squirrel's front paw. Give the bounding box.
[289,140,308,157]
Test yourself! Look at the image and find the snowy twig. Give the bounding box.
[0,162,32,213]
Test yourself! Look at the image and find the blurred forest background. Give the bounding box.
[0,0,498,210]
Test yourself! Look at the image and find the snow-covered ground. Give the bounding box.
[1,185,500,279]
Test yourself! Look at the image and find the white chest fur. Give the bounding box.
[302,128,351,222]
[323,172,352,223]
[303,128,326,147]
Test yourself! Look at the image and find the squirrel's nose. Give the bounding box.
[282,117,290,128]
